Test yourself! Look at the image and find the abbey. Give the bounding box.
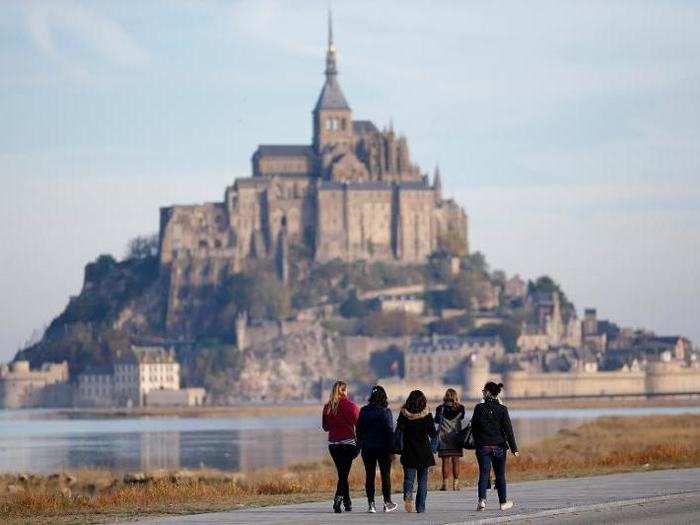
[159,15,468,281]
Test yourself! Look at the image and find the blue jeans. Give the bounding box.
[403,466,429,513]
[476,445,507,503]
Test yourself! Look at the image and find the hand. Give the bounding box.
[513,451,520,457]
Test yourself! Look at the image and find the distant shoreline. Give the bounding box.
[41,395,700,419]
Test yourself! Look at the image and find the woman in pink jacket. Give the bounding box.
[322,380,360,513]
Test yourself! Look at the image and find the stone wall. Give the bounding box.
[497,356,700,399]
[0,361,70,408]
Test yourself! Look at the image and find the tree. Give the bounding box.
[361,311,422,337]
[469,322,521,353]
[339,291,369,318]
[429,314,472,335]
[369,345,405,378]
[464,251,488,273]
[126,234,159,260]
[437,230,467,257]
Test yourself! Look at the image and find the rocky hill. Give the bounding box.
[16,231,570,400]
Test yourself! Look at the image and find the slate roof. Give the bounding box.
[81,364,114,376]
[314,77,350,111]
[255,145,314,157]
[397,180,431,190]
[348,181,392,191]
[317,181,345,190]
[409,335,501,354]
[353,120,379,134]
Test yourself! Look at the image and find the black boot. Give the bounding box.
[343,496,352,512]
[333,495,343,513]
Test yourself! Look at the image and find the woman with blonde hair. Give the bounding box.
[435,387,466,490]
[322,380,360,513]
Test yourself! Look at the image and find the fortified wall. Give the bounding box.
[0,360,71,409]
[497,361,700,399]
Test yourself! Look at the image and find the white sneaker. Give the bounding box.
[384,501,398,513]
[367,502,376,513]
[476,499,486,511]
[500,501,514,510]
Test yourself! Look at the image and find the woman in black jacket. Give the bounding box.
[396,389,437,514]
[470,382,519,512]
[356,385,398,513]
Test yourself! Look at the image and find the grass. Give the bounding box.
[1,413,699,524]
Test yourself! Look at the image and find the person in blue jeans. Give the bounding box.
[356,385,398,513]
[396,389,437,513]
[470,382,519,511]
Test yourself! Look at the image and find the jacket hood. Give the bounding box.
[401,407,428,420]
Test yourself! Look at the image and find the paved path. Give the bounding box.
[129,468,700,524]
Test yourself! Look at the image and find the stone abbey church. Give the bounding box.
[159,15,468,285]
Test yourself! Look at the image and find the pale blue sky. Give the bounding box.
[1,0,699,361]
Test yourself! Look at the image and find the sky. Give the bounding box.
[1,0,699,362]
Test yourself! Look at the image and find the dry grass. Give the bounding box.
[1,414,699,524]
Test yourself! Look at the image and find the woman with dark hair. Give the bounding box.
[322,381,360,513]
[435,387,466,491]
[356,385,398,513]
[396,389,437,513]
[470,381,518,512]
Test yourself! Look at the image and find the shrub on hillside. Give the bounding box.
[360,311,422,337]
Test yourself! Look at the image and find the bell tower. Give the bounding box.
[312,10,352,160]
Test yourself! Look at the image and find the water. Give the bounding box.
[1,405,698,474]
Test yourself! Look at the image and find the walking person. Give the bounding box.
[435,387,465,491]
[356,385,398,513]
[470,382,519,512]
[322,380,360,513]
[396,389,437,513]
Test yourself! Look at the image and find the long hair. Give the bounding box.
[368,385,388,408]
[325,381,347,415]
[403,389,427,414]
[443,387,461,406]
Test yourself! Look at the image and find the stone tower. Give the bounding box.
[312,10,353,164]
[463,353,489,400]
[235,311,248,350]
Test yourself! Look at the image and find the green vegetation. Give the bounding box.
[469,322,521,353]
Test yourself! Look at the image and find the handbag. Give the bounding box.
[458,422,476,450]
[392,426,404,454]
[430,434,439,453]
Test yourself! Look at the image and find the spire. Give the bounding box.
[325,8,337,78]
[314,8,349,112]
[433,164,442,190]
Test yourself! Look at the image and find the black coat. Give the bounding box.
[396,409,437,469]
[356,403,393,452]
[470,398,518,452]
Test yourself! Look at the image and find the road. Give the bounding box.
[125,467,700,524]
